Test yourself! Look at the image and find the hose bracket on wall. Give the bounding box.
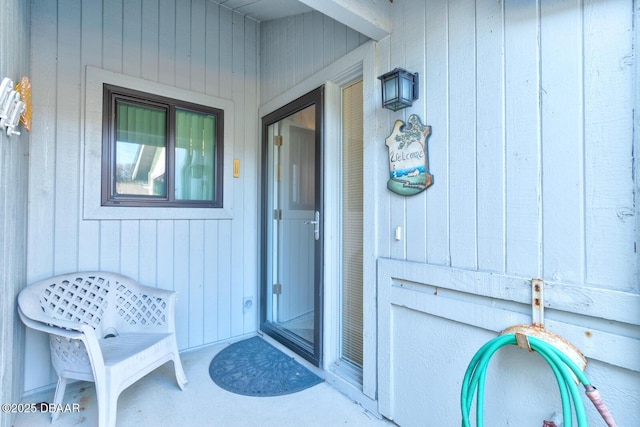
[500,279,587,379]
[500,324,587,383]
[461,278,618,427]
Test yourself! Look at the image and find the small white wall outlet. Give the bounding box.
[395,226,402,241]
[243,297,253,314]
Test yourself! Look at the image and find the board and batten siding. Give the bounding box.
[260,11,370,105]
[0,0,30,424]
[376,0,639,425]
[379,0,637,292]
[24,0,259,392]
[23,0,371,395]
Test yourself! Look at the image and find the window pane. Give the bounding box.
[103,84,223,208]
[115,101,167,197]
[175,109,216,201]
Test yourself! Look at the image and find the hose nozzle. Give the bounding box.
[584,385,617,427]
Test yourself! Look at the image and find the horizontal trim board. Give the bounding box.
[389,283,639,373]
[378,258,640,374]
[378,258,640,326]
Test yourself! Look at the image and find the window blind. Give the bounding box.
[341,80,364,368]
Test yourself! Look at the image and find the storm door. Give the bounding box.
[260,87,324,366]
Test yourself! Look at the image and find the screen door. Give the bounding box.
[261,87,324,366]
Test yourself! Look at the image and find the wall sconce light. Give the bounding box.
[378,68,419,111]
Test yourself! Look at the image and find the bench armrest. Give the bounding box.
[18,306,84,339]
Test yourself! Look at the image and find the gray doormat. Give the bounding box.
[209,336,322,396]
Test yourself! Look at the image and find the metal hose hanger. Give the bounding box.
[460,325,617,427]
[460,279,618,427]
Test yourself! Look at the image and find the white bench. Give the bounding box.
[18,272,187,427]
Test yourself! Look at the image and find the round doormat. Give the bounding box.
[209,336,322,397]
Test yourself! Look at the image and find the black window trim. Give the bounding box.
[101,84,224,208]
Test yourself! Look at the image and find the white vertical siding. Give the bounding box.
[0,0,30,424]
[583,0,636,288]
[25,0,259,391]
[541,0,584,285]
[402,0,427,264]
[259,11,369,105]
[423,0,450,266]
[475,0,505,272]
[17,1,638,422]
[385,0,637,291]
[378,0,639,425]
[78,0,102,273]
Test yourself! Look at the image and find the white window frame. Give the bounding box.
[83,66,234,220]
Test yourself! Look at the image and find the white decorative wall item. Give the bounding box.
[385,114,433,196]
[0,77,26,136]
[15,76,32,132]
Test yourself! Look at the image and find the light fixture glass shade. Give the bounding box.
[384,79,397,103]
[378,68,419,111]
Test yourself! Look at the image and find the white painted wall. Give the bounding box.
[23,0,369,394]
[260,11,370,104]
[0,0,30,425]
[24,0,260,392]
[375,0,639,425]
[260,1,639,423]
[18,1,639,425]
[380,0,637,290]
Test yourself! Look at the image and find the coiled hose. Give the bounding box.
[460,333,617,427]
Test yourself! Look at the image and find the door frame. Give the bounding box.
[257,40,379,413]
[259,86,324,366]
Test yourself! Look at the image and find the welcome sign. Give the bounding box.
[385,114,433,196]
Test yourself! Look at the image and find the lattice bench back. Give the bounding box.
[41,275,109,330]
[39,274,169,338]
[114,282,169,329]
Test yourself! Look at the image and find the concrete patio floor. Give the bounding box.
[14,335,394,427]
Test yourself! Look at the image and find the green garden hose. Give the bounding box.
[460,333,617,427]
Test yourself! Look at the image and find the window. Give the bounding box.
[341,80,363,370]
[102,84,224,208]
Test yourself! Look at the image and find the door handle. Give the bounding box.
[303,211,320,240]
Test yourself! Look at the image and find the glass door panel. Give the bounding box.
[261,87,323,366]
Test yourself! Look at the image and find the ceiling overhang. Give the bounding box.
[213,0,391,41]
[299,0,391,41]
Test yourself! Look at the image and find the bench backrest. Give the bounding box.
[41,275,110,330]
[22,272,170,337]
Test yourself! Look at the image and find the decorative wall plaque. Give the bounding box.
[385,114,433,196]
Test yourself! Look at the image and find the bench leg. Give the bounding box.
[173,354,188,390]
[51,376,67,422]
[95,383,118,427]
